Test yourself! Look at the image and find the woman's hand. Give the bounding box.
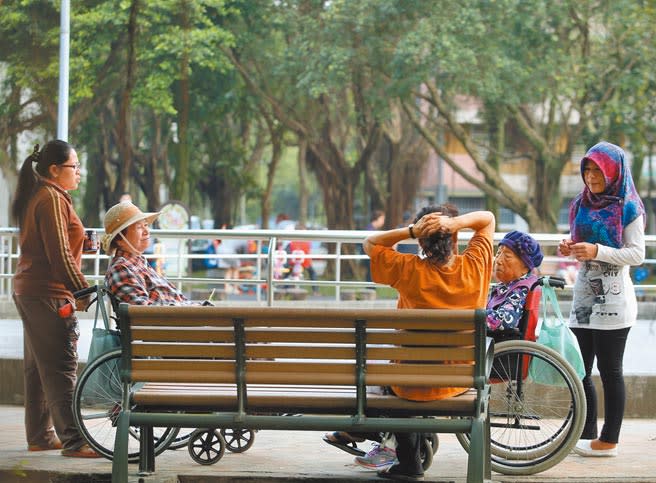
[570,242,598,261]
[413,212,454,238]
[559,239,574,256]
[75,296,90,312]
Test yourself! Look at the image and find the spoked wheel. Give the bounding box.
[188,429,226,465]
[427,433,439,454]
[73,349,178,462]
[419,434,435,471]
[220,428,256,453]
[456,340,585,475]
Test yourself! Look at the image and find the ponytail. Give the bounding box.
[11,145,41,227]
[11,140,73,227]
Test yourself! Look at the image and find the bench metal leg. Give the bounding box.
[467,414,490,483]
[139,425,155,474]
[111,410,131,483]
[484,411,491,480]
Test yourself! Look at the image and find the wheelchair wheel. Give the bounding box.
[456,340,585,475]
[220,428,255,453]
[427,433,439,454]
[73,349,178,462]
[188,429,226,465]
[420,434,435,471]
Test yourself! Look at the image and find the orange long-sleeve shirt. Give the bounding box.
[13,179,88,299]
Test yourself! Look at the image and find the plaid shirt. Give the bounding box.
[105,249,190,306]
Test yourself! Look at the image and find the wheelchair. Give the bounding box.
[456,276,586,475]
[71,285,256,464]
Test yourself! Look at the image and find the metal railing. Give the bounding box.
[2,227,656,305]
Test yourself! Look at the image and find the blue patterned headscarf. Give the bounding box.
[569,141,645,248]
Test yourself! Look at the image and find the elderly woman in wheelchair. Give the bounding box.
[486,230,543,340]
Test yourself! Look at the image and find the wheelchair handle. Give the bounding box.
[539,276,566,289]
[73,285,100,299]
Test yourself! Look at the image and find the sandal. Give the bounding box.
[322,431,366,456]
[28,438,63,451]
[61,444,101,458]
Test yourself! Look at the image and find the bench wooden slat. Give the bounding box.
[131,343,235,358]
[131,383,477,416]
[131,327,474,346]
[131,360,475,386]
[130,343,474,361]
[132,326,235,342]
[367,331,474,346]
[366,362,474,376]
[367,346,473,360]
[130,317,474,330]
[131,359,358,373]
[131,359,474,376]
[243,319,475,330]
[125,305,478,324]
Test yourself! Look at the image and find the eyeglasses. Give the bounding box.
[60,163,81,170]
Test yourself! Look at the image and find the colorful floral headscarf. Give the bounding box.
[569,141,645,248]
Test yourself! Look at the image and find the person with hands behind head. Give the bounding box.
[11,141,100,458]
[358,204,494,481]
[560,141,646,458]
[102,201,211,306]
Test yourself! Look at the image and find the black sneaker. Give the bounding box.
[377,464,424,481]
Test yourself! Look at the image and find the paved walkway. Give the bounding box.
[0,405,655,483]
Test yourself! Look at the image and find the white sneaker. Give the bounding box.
[573,440,618,457]
[354,444,398,470]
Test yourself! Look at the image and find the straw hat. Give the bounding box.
[101,201,160,254]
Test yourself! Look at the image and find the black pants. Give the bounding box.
[571,326,631,444]
[393,432,423,475]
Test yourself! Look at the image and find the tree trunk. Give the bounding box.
[116,0,139,199]
[137,112,164,212]
[306,147,355,230]
[173,0,191,203]
[484,106,505,218]
[297,139,309,226]
[82,141,103,226]
[531,154,562,232]
[260,129,282,229]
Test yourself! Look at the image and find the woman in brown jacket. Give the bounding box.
[11,140,99,458]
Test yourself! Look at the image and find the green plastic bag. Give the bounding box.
[87,292,121,364]
[83,293,122,404]
[529,280,585,386]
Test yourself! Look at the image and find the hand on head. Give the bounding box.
[413,212,454,238]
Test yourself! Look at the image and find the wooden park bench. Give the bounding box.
[111,305,493,483]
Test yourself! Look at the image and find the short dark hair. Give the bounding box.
[414,203,459,265]
[370,209,385,222]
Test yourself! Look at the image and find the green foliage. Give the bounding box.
[1,0,655,231]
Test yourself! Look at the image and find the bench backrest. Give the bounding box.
[118,305,487,395]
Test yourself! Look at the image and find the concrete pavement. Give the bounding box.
[0,405,655,483]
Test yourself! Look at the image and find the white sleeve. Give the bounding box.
[595,217,645,266]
